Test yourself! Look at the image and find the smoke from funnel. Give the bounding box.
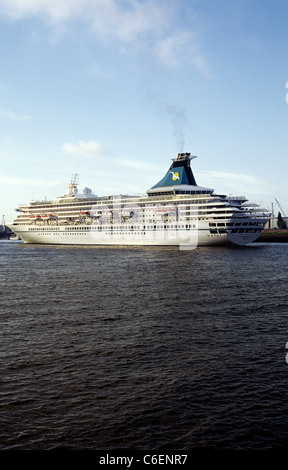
[165,102,187,152]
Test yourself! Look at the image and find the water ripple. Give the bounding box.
[1,242,288,450]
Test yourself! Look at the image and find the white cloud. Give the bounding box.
[90,0,168,44]
[112,157,160,171]
[0,0,169,35]
[0,0,83,21]
[0,0,208,73]
[61,140,160,170]
[239,34,262,50]
[200,170,269,196]
[0,107,31,121]
[0,176,58,187]
[154,31,209,75]
[86,63,114,79]
[62,139,110,159]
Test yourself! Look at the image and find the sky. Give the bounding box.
[1,0,288,221]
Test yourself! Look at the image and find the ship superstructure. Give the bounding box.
[8,153,270,247]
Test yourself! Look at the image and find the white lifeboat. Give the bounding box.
[121,209,132,217]
[155,204,175,213]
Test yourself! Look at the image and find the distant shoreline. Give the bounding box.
[256,229,288,243]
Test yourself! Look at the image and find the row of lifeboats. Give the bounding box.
[28,204,176,224]
[29,214,58,225]
[82,205,175,217]
[81,209,135,218]
[30,214,56,220]
[155,205,175,213]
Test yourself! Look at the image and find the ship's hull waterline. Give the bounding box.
[10,223,265,247]
[7,152,270,248]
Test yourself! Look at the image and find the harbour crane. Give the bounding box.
[275,198,288,227]
[275,198,287,218]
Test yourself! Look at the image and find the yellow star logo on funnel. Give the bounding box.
[170,171,180,181]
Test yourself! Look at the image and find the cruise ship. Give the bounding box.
[8,152,270,247]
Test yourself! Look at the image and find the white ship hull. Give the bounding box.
[8,152,270,248]
[8,222,265,247]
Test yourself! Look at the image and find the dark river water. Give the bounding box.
[1,240,288,453]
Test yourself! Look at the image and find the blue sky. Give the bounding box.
[1,0,288,221]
